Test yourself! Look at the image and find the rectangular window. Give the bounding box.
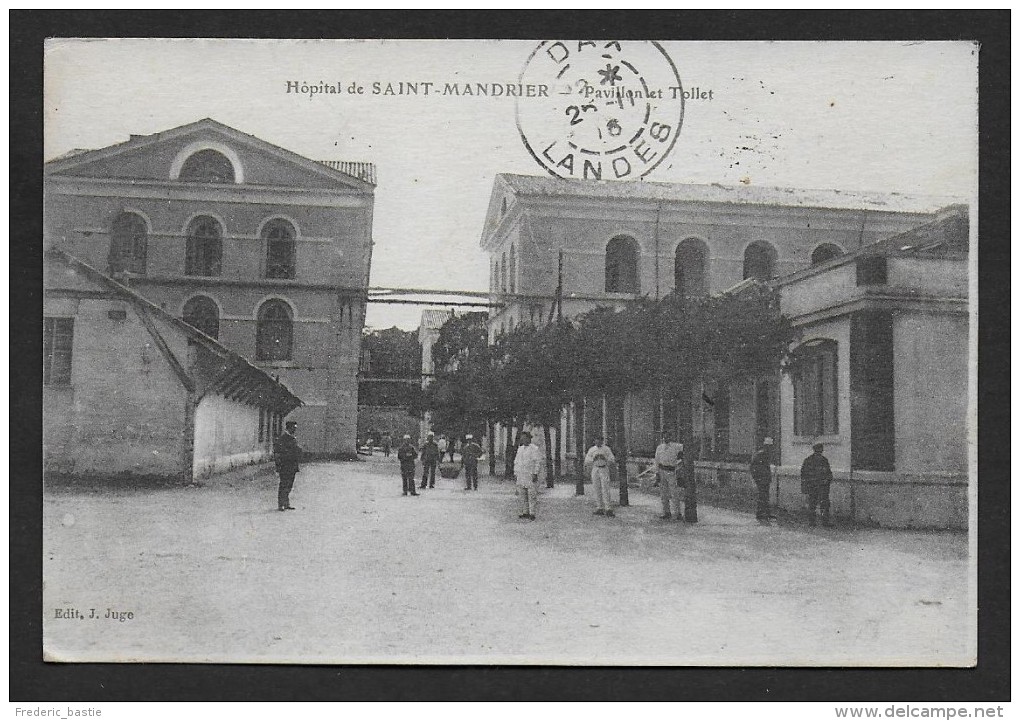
[43,317,74,386]
[856,256,887,286]
[792,341,839,437]
[258,407,265,443]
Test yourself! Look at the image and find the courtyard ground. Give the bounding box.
[42,456,974,665]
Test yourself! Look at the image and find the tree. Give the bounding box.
[419,312,494,449]
[361,327,421,378]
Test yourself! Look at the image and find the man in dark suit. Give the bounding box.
[750,437,777,522]
[397,434,420,496]
[461,434,483,490]
[275,420,302,511]
[419,432,440,489]
[800,442,834,527]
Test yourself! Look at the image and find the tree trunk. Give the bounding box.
[574,397,585,495]
[617,444,629,506]
[504,420,516,479]
[553,422,562,481]
[487,420,496,476]
[543,425,554,488]
[684,435,699,523]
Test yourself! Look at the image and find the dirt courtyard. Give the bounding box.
[43,456,974,665]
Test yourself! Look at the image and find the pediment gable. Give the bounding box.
[45,118,373,192]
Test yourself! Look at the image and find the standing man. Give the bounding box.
[584,436,617,518]
[274,420,302,511]
[514,430,543,520]
[750,437,777,522]
[461,434,483,490]
[800,442,834,527]
[382,432,392,458]
[437,434,449,464]
[654,433,685,520]
[419,432,440,489]
[397,434,419,496]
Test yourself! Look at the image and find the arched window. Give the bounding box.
[674,238,708,297]
[256,300,293,361]
[743,241,777,281]
[182,296,220,340]
[500,252,507,292]
[509,244,516,294]
[185,216,223,277]
[178,149,235,183]
[263,219,296,279]
[109,212,147,275]
[605,236,639,293]
[791,339,839,437]
[811,243,844,265]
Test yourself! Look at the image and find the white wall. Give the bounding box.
[893,312,969,474]
[192,394,272,479]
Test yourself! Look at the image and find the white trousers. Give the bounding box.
[516,481,538,516]
[592,466,613,511]
[658,469,680,515]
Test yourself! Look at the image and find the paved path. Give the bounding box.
[43,457,973,665]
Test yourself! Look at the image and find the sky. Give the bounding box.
[44,39,978,329]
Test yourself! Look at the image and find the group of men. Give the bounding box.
[654,433,835,528]
[273,420,836,528]
[395,431,484,496]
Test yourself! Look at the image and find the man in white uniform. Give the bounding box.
[513,430,543,520]
[584,436,617,517]
[654,433,685,520]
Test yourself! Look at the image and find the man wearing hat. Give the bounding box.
[513,430,543,519]
[274,420,302,511]
[584,436,617,517]
[800,442,834,527]
[396,434,419,496]
[419,432,440,489]
[654,432,685,520]
[460,434,484,490]
[749,437,777,522]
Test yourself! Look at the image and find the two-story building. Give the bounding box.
[773,206,970,527]
[479,174,965,527]
[44,119,375,455]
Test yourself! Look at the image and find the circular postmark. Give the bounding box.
[516,40,684,181]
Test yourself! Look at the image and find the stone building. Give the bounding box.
[772,206,970,527]
[418,308,454,440]
[44,119,375,454]
[44,249,302,482]
[479,174,968,526]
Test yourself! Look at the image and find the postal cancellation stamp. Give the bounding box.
[516,40,685,180]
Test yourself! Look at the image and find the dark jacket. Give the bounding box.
[749,448,773,485]
[421,440,440,462]
[274,432,302,473]
[800,453,833,492]
[461,442,483,466]
[396,443,418,468]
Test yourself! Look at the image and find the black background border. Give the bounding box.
[11,10,1010,702]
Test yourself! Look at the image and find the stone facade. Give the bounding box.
[478,175,969,527]
[773,207,970,528]
[44,119,375,454]
[43,250,301,482]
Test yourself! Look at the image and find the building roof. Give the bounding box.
[45,248,303,414]
[419,308,454,331]
[857,204,970,258]
[45,118,376,189]
[497,173,959,214]
[774,204,970,289]
[317,161,376,185]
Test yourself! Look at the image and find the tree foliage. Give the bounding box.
[360,326,421,378]
[417,284,793,448]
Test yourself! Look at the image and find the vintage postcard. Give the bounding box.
[42,38,977,665]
